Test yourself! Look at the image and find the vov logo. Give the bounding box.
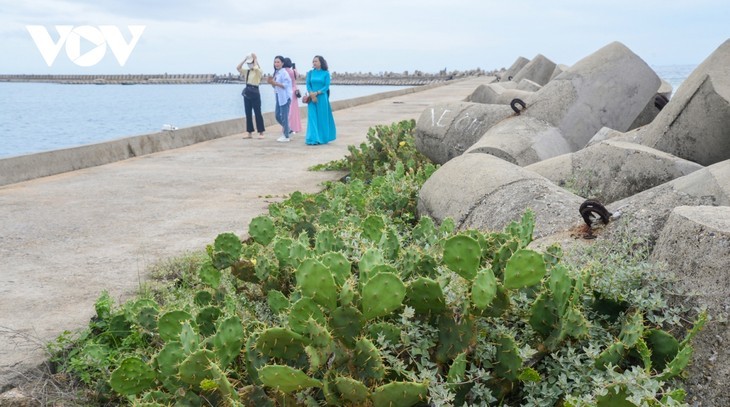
[26,25,146,67]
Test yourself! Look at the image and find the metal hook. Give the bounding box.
[510,98,526,115]
[579,199,612,228]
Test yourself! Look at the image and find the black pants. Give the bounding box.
[243,86,265,133]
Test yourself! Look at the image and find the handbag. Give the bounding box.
[243,86,259,99]
[295,89,301,98]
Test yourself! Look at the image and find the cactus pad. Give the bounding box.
[471,268,497,310]
[157,310,194,342]
[334,376,370,404]
[255,327,307,360]
[442,235,481,280]
[109,356,156,396]
[321,252,351,286]
[248,216,276,246]
[371,381,428,407]
[330,305,363,348]
[211,316,245,368]
[258,365,322,393]
[362,272,406,320]
[404,277,446,315]
[503,249,546,289]
[179,348,216,386]
[289,298,327,334]
[296,258,338,310]
[354,337,386,383]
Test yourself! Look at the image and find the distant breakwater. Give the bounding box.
[0,73,484,86]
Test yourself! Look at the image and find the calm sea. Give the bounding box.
[0,65,696,159]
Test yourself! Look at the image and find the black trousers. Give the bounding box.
[243,86,265,133]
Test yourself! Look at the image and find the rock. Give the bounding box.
[650,206,730,407]
[526,139,703,203]
[498,56,529,82]
[512,54,557,86]
[414,102,513,164]
[0,388,38,407]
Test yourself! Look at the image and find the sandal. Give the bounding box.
[242,133,252,139]
[257,133,265,139]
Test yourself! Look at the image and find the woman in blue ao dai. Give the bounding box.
[305,55,336,145]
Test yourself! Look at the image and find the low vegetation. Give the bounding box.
[47,120,704,406]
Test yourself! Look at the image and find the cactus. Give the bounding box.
[288,240,310,268]
[296,258,338,310]
[367,322,402,345]
[196,306,222,337]
[211,315,245,368]
[362,214,386,242]
[179,322,199,354]
[304,320,336,371]
[548,265,571,316]
[471,267,497,310]
[492,238,519,274]
[315,229,345,254]
[354,337,386,384]
[494,334,522,382]
[380,228,401,260]
[154,341,186,391]
[358,248,385,284]
[371,381,428,407]
[529,292,558,338]
[209,362,240,404]
[157,310,194,342]
[258,365,322,393]
[135,306,158,332]
[267,290,290,314]
[447,351,467,384]
[362,272,406,320]
[255,327,307,360]
[239,385,274,407]
[334,376,370,404]
[404,277,446,315]
[645,329,679,372]
[230,258,258,283]
[339,277,358,307]
[249,216,276,246]
[193,290,213,307]
[211,232,242,270]
[109,356,156,396]
[273,237,294,266]
[330,305,363,348]
[619,311,644,349]
[503,249,546,289]
[595,341,626,370]
[442,234,481,280]
[179,349,217,386]
[657,345,693,381]
[436,315,475,363]
[289,297,327,335]
[411,215,437,246]
[321,251,351,287]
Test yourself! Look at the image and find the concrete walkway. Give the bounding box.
[0,76,494,390]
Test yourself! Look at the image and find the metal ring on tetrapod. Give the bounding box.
[654,94,670,110]
[510,98,526,115]
[579,199,612,228]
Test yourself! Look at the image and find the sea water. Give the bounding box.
[0,65,696,159]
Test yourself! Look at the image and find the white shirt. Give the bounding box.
[273,69,292,106]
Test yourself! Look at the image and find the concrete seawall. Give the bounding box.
[0,81,448,187]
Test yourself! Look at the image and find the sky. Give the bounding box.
[0,0,728,76]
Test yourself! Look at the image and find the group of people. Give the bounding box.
[236,53,336,145]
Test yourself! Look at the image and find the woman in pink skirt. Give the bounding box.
[283,58,302,134]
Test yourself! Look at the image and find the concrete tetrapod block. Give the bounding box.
[640,39,730,166]
[525,139,704,203]
[466,83,535,106]
[466,41,661,166]
[498,56,530,82]
[549,64,570,81]
[414,102,513,164]
[512,54,557,86]
[650,206,730,407]
[417,153,585,238]
[516,79,542,92]
[627,78,674,130]
[605,159,730,244]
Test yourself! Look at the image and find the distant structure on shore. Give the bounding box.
[0,68,501,86]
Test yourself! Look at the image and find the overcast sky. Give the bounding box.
[1,0,727,75]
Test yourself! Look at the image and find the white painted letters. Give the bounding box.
[26,25,146,67]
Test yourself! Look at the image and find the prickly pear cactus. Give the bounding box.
[258,365,322,393]
[361,272,406,320]
[494,334,522,381]
[109,356,156,396]
[371,381,428,407]
[255,327,307,360]
[249,216,276,246]
[330,305,363,348]
[289,297,327,334]
[296,258,338,310]
[211,232,242,270]
[321,251,351,287]
[404,276,446,315]
[354,337,386,384]
[195,305,222,337]
[154,341,186,391]
[442,234,481,280]
[157,310,194,342]
[266,290,290,314]
[211,316,245,367]
[471,267,497,310]
[503,248,546,289]
[334,376,370,404]
[362,214,386,242]
[179,349,217,386]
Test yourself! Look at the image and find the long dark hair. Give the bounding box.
[283,57,293,68]
[315,55,329,71]
[273,55,285,72]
